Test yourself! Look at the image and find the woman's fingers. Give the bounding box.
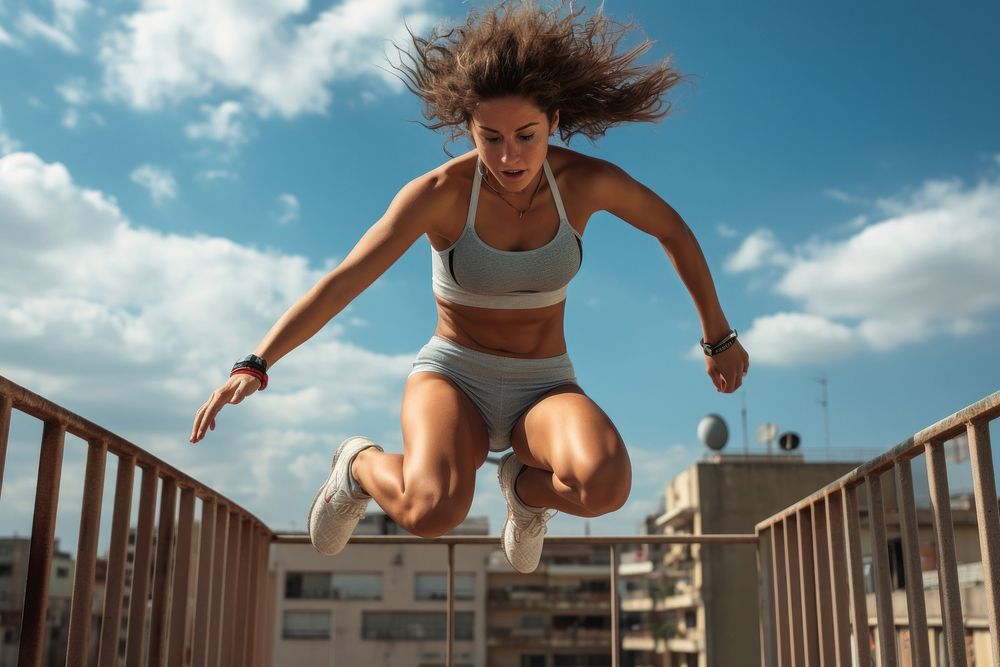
[190,376,261,444]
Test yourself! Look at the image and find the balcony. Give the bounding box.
[3,374,1000,666]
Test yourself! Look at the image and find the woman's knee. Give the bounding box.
[566,442,632,515]
[396,484,473,538]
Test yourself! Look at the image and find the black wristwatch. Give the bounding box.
[233,353,268,373]
[700,330,738,356]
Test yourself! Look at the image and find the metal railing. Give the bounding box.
[756,390,1000,667]
[0,375,275,667]
[4,371,999,666]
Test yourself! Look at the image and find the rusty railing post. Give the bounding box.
[18,420,66,667]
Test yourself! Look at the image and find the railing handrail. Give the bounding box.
[755,389,1000,531]
[272,533,758,545]
[0,373,269,527]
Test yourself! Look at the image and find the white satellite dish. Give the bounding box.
[756,422,778,444]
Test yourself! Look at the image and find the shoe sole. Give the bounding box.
[497,454,521,572]
[307,436,368,553]
[306,447,343,555]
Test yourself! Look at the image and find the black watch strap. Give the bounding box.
[234,353,268,373]
[701,330,738,356]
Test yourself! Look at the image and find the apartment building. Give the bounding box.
[0,537,75,667]
[619,454,865,667]
[271,513,494,667]
[487,542,614,667]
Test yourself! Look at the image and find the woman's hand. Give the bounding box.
[705,341,750,393]
[190,374,262,444]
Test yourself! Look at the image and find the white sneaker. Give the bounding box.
[498,452,555,573]
[308,436,382,556]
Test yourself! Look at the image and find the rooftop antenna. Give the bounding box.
[815,374,831,458]
[740,388,749,454]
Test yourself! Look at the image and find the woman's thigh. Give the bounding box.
[401,371,491,496]
[510,384,631,489]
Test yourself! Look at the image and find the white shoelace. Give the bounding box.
[512,509,554,543]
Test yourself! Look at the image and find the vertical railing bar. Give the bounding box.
[926,439,968,667]
[149,476,178,667]
[826,489,853,666]
[265,569,276,667]
[610,543,619,667]
[0,394,11,499]
[843,484,870,667]
[797,507,820,665]
[221,510,242,666]
[167,485,196,667]
[125,466,160,666]
[784,514,805,665]
[97,455,135,667]
[243,525,262,666]
[65,438,108,666]
[771,521,791,667]
[192,497,216,667]
[894,457,931,665]
[867,472,898,666]
[18,420,66,667]
[811,499,835,666]
[255,530,270,667]
[207,505,230,667]
[447,542,455,667]
[757,527,776,667]
[967,419,1000,666]
[234,517,253,667]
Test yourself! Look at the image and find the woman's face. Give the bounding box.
[469,96,559,193]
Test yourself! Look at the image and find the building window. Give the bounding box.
[0,564,12,577]
[553,655,608,666]
[282,611,330,640]
[414,573,475,600]
[521,656,546,667]
[285,572,381,600]
[56,567,70,578]
[362,612,473,641]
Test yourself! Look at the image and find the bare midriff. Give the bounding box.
[433,297,568,358]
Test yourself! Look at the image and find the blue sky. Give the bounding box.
[1,0,999,550]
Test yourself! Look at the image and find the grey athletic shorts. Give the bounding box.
[409,335,578,452]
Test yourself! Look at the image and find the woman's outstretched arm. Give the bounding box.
[589,159,750,393]
[190,173,448,443]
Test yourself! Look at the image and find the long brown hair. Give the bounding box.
[393,1,686,146]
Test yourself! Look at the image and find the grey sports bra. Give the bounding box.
[431,159,583,309]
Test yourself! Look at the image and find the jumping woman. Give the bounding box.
[190,2,750,573]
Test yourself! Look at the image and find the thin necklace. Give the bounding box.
[479,162,545,221]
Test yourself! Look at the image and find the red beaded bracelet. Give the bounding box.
[231,367,268,391]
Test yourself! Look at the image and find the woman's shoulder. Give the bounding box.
[389,151,477,216]
[547,145,631,195]
[400,151,477,208]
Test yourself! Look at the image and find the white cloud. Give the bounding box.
[0,23,14,46]
[130,164,177,204]
[738,313,859,366]
[57,77,91,106]
[824,188,869,206]
[98,0,435,118]
[276,193,300,225]
[735,174,1000,365]
[0,104,20,155]
[199,168,238,182]
[185,100,250,150]
[62,108,79,129]
[717,223,738,238]
[0,150,414,540]
[16,11,77,52]
[724,229,791,273]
